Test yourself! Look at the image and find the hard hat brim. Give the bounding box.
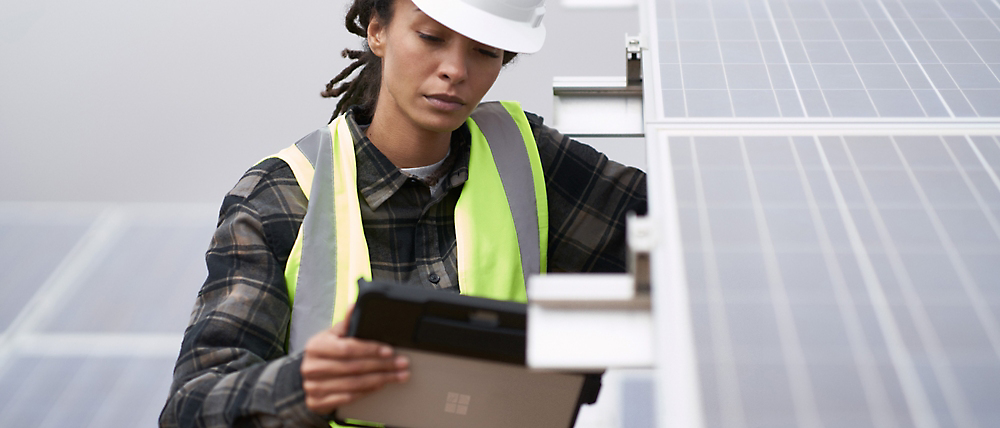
[412,0,546,54]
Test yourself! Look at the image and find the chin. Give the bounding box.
[417,110,471,134]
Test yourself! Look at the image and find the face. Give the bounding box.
[368,0,505,134]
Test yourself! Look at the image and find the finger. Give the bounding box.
[302,354,409,379]
[305,333,392,359]
[302,370,407,400]
[305,392,354,415]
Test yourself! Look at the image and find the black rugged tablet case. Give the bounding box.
[334,279,603,428]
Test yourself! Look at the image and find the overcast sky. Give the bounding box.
[1,0,638,203]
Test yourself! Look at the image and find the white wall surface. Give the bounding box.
[1,0,639,203]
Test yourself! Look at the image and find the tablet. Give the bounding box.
[334,280,600,428]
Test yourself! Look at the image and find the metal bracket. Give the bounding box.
[550,34,646,137]
[627,212,655,296]
[626,35,642,88]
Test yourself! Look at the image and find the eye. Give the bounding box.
[418,32,443,43]
[477,48,500,59]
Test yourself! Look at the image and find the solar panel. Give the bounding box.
[650,0,1000,118]
[641,0,1000,426]
[0,204,213,428]
[0,356,176,427]
[0,222,91,332]
[649,130,1000,427]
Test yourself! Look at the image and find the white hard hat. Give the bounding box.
[411,0,546,54]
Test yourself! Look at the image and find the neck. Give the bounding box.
[366,101,452,169]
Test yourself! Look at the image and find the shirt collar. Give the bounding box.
[345,108,471,210]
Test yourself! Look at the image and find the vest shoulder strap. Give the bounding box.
[270,126,331,201]
[468,101,546,279]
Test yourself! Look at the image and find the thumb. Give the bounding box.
[331,304,356,337]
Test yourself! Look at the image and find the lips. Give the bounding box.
[425,93,466,112]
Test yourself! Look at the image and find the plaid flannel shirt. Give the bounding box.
[160,109,647,427]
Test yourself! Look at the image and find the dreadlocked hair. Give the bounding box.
[321,0,520,123]
[320,0,393,122]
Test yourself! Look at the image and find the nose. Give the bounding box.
[437,43,468,83]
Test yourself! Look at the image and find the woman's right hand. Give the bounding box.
[300,313,410,415]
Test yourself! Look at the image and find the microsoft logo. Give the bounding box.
[444,392,471,415]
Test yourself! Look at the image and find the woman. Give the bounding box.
[160,0,646,426]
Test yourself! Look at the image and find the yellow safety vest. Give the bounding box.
[270,101,548,354]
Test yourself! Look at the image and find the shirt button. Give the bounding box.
[428,273,441,284]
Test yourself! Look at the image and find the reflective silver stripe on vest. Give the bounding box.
[470,102,541,282]
[294,127,324,168]
[289,126,339,353]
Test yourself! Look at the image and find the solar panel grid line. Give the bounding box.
[670,0,692,116]
[0,357,42,424]
[714,1,785,115]
[738,137,825,428]
[0,358,84,427]
[688,137,751,428]
[780,0,854,117]
[839,136,980,428]
[642,117,1000,123]
[994,136,1000,175]
[930,0,1000,89]
[965,134,1000,193]
[941,138,1000,242]
[83,358,176,428]
[0,201,218,223]
[802,0,913,116]
[787,139,902,428]
[811,135,940,428]
[708,0,738,117]
[81,358,144,428]
[892,137,1000,362]
[893,0,1000,114]
[0,204,101,225]
[639,121,1000,139]
[13,333,184,357]
[34,357,121,428]
[860,0,954,116]
[761,0,813,116]
[881,0,980,117]
[822,0,889,117]
[851,0,935,118]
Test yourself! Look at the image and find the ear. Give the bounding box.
[367,16,387,58]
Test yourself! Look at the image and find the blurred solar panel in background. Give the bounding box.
[0,204,214,427]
